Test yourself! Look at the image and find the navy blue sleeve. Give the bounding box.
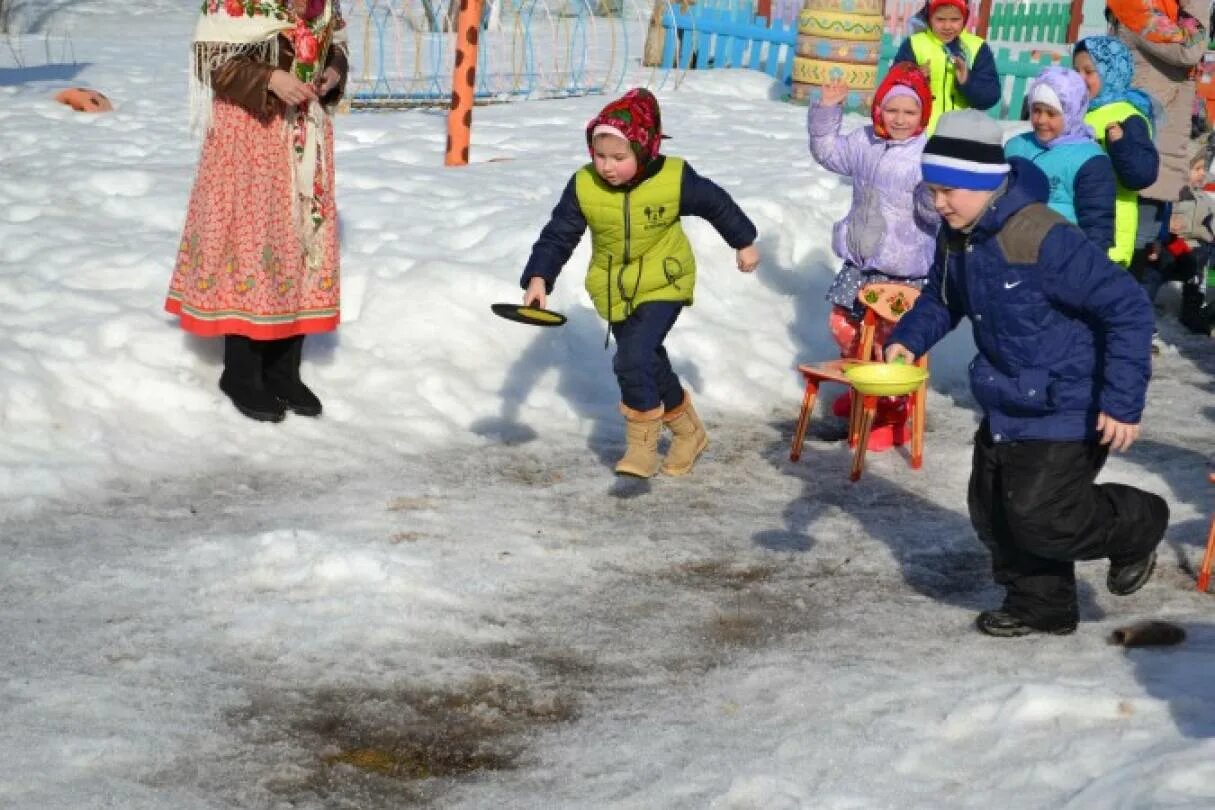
[888,235,964,357]
[957,42,1001,111]
[1038,225,1153,422]
[1104,115,1159,191]
[894,38,916,64]
[1073,155,1117,251]
[520,176,587,292]
[679,162,758,249]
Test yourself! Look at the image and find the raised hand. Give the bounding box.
[819,80,850,107]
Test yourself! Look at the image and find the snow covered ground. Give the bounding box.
[1,3,1213,808]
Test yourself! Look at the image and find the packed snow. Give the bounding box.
[0,2,1213,808]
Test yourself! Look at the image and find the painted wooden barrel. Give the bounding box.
[791,0,884,108]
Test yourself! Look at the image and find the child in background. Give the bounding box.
[893,0,1001,133]
[886,110,1169,638]
[1005,67,1117,251]
[1105,0,1207,285]
[1073,36,1160,267]
[1144,148,1214,335]
[808,62,938,451]
[521,88,759,479]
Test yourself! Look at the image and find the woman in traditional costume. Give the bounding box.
[167,0,348,422]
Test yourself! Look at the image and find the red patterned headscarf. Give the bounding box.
[871,61,933,139]
[585,88,664,166]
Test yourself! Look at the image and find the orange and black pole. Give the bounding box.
[445,0,483,166]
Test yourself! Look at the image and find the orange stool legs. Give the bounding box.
[1199,473,1215,592]
[849,394,879,482]
[1198,517,1215,593]
[910,379,926,470]
[789,377,821,462]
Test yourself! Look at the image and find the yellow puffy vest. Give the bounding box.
[576,157,696,323]
[909,29,985,134]
[1086,101,1151,267]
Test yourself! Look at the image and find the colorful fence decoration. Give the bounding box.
[344,0,653,107]
[660,0,797,80]
[790,0,884,105]
[658,0,1074,118]
[986,1,1071,44]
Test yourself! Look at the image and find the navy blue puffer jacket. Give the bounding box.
[889,158,1154,443]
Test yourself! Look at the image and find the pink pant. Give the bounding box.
[828,305,896,360]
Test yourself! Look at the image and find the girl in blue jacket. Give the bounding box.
[1072,35,1159,267]
[887,110,1169,639]
[1004,67,1117,251]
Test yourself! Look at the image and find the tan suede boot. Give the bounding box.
[661,391,708,476]
[615,404,664,478]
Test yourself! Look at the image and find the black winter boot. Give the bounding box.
[1107,492,1168,596]
[263,335,322,417]
[219,335,286,423]
[1180,280,1212,335]
[975,610,1077,637]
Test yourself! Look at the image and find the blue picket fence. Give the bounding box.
[661,0,798,82]
[659,0,1070,119]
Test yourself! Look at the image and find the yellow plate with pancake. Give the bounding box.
[844,362,928,396]
[491,303,568,327]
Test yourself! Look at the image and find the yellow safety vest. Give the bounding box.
[1086,101,1151,267]
[909,29,985,134]
[576,157,697,323]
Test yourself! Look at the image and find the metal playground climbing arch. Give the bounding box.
[342,0,675,107]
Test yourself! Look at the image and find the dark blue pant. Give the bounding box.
[610,302,685,412]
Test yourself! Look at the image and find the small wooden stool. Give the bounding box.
[789,283,928,480]
[1198,472,1215,593]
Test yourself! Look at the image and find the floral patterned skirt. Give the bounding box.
[165,98,340,339]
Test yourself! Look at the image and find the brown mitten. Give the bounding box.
[1108,621,1187,648]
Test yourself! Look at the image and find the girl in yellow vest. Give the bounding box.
[520,89,760,479]
[1072,36,1160,267]
[893,0,1001,133]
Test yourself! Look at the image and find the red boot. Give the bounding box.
[831,390,852,418]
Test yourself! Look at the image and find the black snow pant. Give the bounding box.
[967,423,1170,630]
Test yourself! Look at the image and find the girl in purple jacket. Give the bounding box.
[808,62,940,446]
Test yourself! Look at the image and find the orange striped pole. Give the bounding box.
[445,0,484,166]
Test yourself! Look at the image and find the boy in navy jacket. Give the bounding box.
[886,110,1170,638]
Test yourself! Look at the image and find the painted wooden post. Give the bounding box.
[445,0,483,166]
[974,0,992,38]
[791,0,885,106]
[1066,0,1084,42]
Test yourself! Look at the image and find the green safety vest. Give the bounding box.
[1086,101,1151,267]
[909,29,985,134]
[575,157,697,323]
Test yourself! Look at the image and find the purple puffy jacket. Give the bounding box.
[808,103,939,279]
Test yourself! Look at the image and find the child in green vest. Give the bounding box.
[893,0,1001,133]
[520,89,759,478]
[1072,35,1160,267]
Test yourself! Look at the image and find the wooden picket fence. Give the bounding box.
[661,0,798,83]
[987,0,1071,44]
[659,0,1072,119]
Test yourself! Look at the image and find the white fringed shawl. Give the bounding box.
[189,1,347,269]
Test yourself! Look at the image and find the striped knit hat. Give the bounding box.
[920,110,1010,191]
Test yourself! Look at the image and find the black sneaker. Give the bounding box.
[975,610,1077,638]
[1107,551,1157,596]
